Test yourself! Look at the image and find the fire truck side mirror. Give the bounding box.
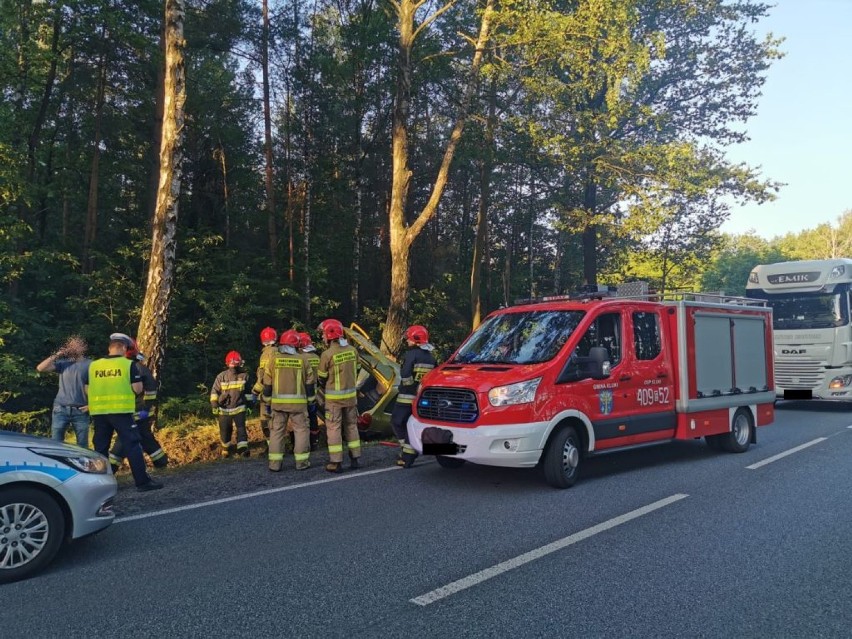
[588,347,611,380]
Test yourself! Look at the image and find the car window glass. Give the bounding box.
[573,312,621,365]
[633,311,661,361]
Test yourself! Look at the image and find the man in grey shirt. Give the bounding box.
[36,337,92,448]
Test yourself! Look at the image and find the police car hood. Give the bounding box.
[0,430,92,453]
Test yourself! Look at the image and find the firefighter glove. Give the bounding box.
[137,409,150,421]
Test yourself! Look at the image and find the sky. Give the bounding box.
[719,0,852,240]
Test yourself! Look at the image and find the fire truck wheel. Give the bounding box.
[721,408,754,453]
[435,456,466,469]
[541,425,581,489]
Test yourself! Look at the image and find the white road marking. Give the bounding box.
[746,438,828,470]
[847,425,852,429]
[409,493,689,607]
[115,466,400,523]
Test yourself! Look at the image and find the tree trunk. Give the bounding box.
[26,3,61,186]
[470,74,496,329]
[145,19,166,226]
[382,0,495,352]
[137,0,186,381]
[262,0,277,266]
[581,177,598,286]
[82,42,108,274]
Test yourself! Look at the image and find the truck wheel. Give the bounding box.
[542,425,581,489]
[0,487,66,584]
[435,455,466,469]
[721,408,753,453]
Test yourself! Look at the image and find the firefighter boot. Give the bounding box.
[396,456,406,467]
[325,462,343,474]
[309,431,319,452]
[349,454,361,470]
[401,451,418,469]
[296,460,311,471]
[220,444,234,459]
[237,442,250,458]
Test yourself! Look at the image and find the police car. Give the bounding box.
[0,430,117,583]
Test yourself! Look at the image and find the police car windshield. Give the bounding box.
[453,310,585,365]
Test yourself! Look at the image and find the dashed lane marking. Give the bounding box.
[410,493,689,606]
[746,438,828,470]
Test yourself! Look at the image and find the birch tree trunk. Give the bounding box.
[470,74,496,329]
[381,0,495,353]
[136,0,186,380]
[262,0,277,266]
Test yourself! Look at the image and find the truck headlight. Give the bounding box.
[830,265,846,279]
[748,271,759,284]
[829,375,852,389]
[30,448,110,474]
[488,377,542,407]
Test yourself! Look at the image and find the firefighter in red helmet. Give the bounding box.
[252,327,278,454]
[210,350,251,458]
[262,329,314,471]
[316,319,361,473]
[109,339,168,472]
[298,331,321,451]
[392,325,437,468]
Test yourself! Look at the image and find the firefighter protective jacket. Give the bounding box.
[397,346,437,405]
[210,368,250,415]
[136,362,158,417]
[300,349,320,403]
[252,344,278,397]
[317,341,359,407]
[262,347,315,412]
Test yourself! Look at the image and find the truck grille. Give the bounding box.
[775,358,825,390]
[417,388,478,423]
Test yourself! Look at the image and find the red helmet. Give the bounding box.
[297,332,313,349]
[405,325,429,345]
[260,327,277,345]
[225,350,243,366]
[318,319,344,341]
[125,338,140,360]
[279,329,300,348]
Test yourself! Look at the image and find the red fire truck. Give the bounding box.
[408,290,776,488]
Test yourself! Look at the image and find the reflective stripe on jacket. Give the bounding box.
[89,357,136,415]
[396,347,437,405]
[318,342,359,407]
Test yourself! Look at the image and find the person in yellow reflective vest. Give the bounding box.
[392,325,437,468]
[317,319,361,473]
[252,326,278,455]
[262,329,314,472]
[210,351,251,458]
[297,331,321,451]
[84,333,163,492]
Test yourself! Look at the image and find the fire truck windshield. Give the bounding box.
[759,291,850,330]
[453,310,586,365]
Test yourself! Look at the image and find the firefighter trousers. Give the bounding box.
[219,412,249,454]
[391,403,417,456]
[110,417,168,468]
[258,401,271,442]
[325,403,361,463]
[269,409,309,470]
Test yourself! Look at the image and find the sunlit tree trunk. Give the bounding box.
[137,0,186,380]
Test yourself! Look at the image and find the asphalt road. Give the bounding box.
[4,401,852,638]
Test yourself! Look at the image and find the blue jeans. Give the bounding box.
[51,406,90,448]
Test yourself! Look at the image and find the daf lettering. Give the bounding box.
[781,349,806,355]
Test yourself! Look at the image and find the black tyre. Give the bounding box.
[0,487,66,584]
[541,425,582,489]
[435,455,466,469]
[720,408,753,453]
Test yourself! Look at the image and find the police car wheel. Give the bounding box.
[542,425,581,489]
[435,455,466,469]
[721,408,753,453]
[0,487,65,584]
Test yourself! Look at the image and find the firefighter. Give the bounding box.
[298,331,321,451]
[251,327,278,455]
[263,329,314,471]
[210,351,251,458]
[109,339,168,472]
[392,325,437,468]
[316,319,361,473]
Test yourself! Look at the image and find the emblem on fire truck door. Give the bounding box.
[598,390,614,415]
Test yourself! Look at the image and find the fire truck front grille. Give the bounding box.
[775,359,826,390]
[417,388,479,423]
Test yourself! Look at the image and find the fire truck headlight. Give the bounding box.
[830,265,846,279]
[828,375,852,389]
[748,271,759,284]
[488,377,542,407]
